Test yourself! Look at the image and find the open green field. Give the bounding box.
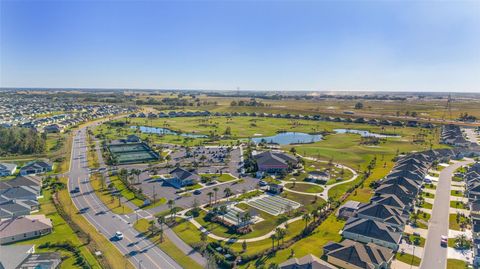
[200,173,237,183]
[139,93,480,121]
[284,182,324,193]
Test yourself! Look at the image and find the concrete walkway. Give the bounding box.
[295,156,358,199]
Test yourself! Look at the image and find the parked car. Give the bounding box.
[441,235,448,247]
[193,190,201,195]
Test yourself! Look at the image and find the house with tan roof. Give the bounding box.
[0,215,52,244]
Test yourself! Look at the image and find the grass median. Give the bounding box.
[134,219,203,269]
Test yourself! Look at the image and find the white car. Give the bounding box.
[115,231,124,240]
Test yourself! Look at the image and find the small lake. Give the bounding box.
[131,126,207,138]
[334,129,400,138]
[251,132,323,145]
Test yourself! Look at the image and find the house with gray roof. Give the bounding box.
[279,254,337,269]
[164,167,199,188]
[323,239,394,269]
[341,217,402,250]
[355,202,408,229]
[19,160,52,176]
[0,163,16,177]
[0,244,61,269]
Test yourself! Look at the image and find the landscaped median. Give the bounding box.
[133,219,203,269]
[90,173,134,214]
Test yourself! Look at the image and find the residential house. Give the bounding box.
[279,254,337,269]
[341,217,401,250]
[323,239,393,269]
[0,245,61,269]
[0,163,16,177]
[19,160,52,176]
[336,201,361,219]
[0,215,53,244]
[355,202,408,229]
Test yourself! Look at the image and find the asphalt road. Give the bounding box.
[420,159,473,269]
[68,127,183,269]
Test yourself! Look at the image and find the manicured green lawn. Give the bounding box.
[194,205,303,240]
[421,202,433,209]
[424,183,436,190]
[451,190,464,197]
[90,174,133,214]
[405,234,426,247]
[281,191,326,212]
[447,259,468,269]
[450,201,468,209]
[395,252,421,266]
[422,191,435,199]
[14,189,101,269]
[185,183,202,191]
[449,214,470,231]
[134,219,203,269]
[200,173,237,183]
[452,176,464,182]
[284,182,324,193]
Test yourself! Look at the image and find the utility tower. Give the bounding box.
[442,94,453,121]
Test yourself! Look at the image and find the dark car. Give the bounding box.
[193,190,201,195]
[70,187,80,194]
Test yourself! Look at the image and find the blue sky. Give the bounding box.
[1,0,479,92]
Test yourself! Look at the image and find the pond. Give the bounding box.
[251,132,323,145]
[334,129,400,138]
[131,126,207,138]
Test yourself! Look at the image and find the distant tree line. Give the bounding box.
[230,99,266,107]
[0,127,46,156]
[135,97,217,107]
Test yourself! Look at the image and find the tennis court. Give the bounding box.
[247,195,301,216]
[108,142,159,164]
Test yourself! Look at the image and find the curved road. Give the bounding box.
[68,127,183,269]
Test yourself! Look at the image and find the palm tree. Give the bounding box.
[167,199,174,210]
[302,213,311,230]
[213,187,219,204]
[158,228,163,243]
[312,209,319,222]
[270,234,277,250]
[157,216,165,230]
[224,187,232,197]
[207,192,213,205]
